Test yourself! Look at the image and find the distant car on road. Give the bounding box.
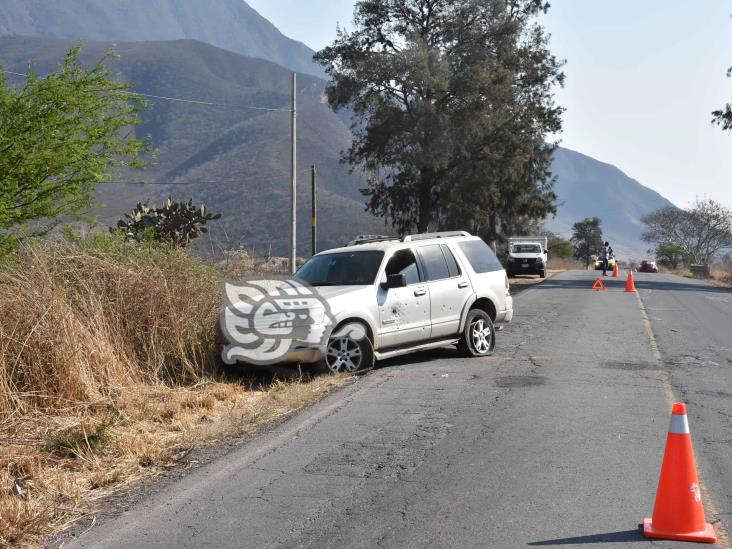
[639,259,658,273]
[594,255,616,271]
[506,237,547,278]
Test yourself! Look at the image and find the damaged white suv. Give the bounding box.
[283,231,513,373]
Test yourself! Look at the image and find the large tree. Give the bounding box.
[570,217,603,268]
[642,199,732,265]
[315,0,564,241]
[0,46,149,250]
[712,64,732,131]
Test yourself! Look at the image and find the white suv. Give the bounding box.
[282,231,513,373]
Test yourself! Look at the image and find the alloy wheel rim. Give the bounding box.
[471,318,492,354]
[325,337,363,372]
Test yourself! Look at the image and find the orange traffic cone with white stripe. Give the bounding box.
[624,271,636,293]
[643,403,716,543]
[611,262,619,277]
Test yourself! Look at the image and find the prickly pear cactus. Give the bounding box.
[111,197,221,247]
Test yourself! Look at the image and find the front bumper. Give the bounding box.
[509,263,544,274]
[275,346,324,364]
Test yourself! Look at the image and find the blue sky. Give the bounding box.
[247,0,732,208]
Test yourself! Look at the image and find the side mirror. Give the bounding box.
[383,273,406,289]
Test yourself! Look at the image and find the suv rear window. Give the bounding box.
[419,245,450,281]
[457,240,503,273]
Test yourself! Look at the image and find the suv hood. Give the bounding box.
[311,285,369,300]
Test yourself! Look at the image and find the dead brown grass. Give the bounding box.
[659,265,732,288]
[0,237,347,547]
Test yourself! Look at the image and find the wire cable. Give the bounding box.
[1,68,292,112]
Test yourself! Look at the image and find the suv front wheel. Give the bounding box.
[315,322,375,374]
[458,309,495,357]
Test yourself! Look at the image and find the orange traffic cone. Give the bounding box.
[592,277,605,291]
[624,271,636,293]
[643,403,716,543]
[611,263,619,277]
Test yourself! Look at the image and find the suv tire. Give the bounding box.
[314,322,374,374]
[539,269,546,278]
[458,309,495,357]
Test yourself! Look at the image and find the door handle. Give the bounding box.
[458,281,469,289]
[414,289,427,297]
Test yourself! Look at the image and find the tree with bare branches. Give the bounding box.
[642,199,732,265]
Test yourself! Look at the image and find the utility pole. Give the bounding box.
[289,73,297,275]
[311,165,317,256]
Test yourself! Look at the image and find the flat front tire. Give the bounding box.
[314,322,374,374]
[458,309,496,357]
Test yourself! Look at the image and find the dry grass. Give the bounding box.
[0,237,347,547]
[546,258,582,271]
[710,267,732,288]
[659,265,732,288]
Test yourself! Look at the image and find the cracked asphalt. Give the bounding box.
[66,270,732,549]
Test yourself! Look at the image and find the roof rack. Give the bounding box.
[402,231,471,242]
[347,234,401,246]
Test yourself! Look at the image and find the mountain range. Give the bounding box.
[0,0,323,77]
[0,0,674,259]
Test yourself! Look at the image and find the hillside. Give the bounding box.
[0,35,384,255]
[0,0,324,77]
[546,148,675,258]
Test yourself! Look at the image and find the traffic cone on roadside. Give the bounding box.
[624,271,636,293]
[612,263,619,277]
[643,403,717,543]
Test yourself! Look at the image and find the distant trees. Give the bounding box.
[570,217,603,268]
[653,242,690,270]
[548,235,574,260]
[642,199,732,265]
[112,197,221,248]
[315,0,564,243]
[0,46,149,252]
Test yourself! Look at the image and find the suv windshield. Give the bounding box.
[296,251,384,286]
[512,244,541,253]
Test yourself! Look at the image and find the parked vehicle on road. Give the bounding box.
[506,236,548,278]
[266,232,513,373]
[639,259,658,273]
[594,254,616,271]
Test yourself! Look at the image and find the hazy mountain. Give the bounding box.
[0,35,384,255]
[0,34,673,258]
[0,0,324,77]
[546,148,675,258]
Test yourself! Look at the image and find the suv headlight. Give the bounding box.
[507,256,515,262]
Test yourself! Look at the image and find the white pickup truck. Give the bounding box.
[506,236,548,278]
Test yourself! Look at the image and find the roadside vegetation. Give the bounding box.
[0,235,348,547]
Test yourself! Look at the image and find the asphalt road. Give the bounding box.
[66,270,732,549]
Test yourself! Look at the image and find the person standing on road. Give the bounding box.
[602,241,611,276]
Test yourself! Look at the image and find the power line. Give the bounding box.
[0,68,291,112]
[132,92,290,112]
[2,70,28,78]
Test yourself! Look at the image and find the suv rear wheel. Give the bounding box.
[458,309,495,357]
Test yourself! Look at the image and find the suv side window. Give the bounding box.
[385,249,421,285]
[457,239,503,273]
[419,244,451,281]
[441,245,461,277]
